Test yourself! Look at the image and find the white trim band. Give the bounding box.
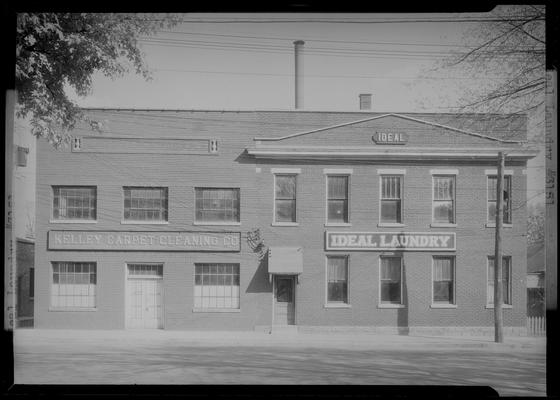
[377,169,406,175]
[271,168,301,174]
[430,169,459,175]
[485,169,514,175]
[323,168,353,174]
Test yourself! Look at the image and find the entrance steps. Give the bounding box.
[270,325,298,335]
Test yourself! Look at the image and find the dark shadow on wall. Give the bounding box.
[396,250,409,335]
[246,256,272,294]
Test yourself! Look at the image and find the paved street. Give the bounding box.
[14,329,546,396]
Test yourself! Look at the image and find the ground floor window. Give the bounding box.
[51,262,96,308]
[326,256,348,304]
[432,256,455,305]
[380,256,402,304]
[487,256,512,305]
[194,263,240,309]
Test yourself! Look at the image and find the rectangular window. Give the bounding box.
[327,256,348,303]
[123,187,168,221]
[487,256,512,305]
[127,263,163,277]
[194,263,240,309]
[380,256,402,304]
[52,186,96,220]
[195,188,240,223]
[432,257,455,304]
[487,175,512,224]
[380,176,402,223]
[433,176,455,223]
[274,175,297,223]
[51,262,96,308]
[29,268,34,298]
[327,175,349,223]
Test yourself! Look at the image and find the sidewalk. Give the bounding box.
[14,328,546,353]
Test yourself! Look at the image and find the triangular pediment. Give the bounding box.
[254,113,522,147]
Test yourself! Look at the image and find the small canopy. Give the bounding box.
[268,247,303,275]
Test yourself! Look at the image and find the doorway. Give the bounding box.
[126,264,163,329]
[274,275,295,325]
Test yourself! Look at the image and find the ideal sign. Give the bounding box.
[325,232,455,251]
[372,132,408,144]
[48,231,241,252]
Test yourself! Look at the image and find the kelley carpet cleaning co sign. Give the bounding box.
[48,231,241,252]
[326,231,455,251]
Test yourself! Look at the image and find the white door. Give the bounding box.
[274,275,295,325]
[126,264,163,329]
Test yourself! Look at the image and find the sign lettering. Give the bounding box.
[372,132,408,145]
[48,231,241,252]
[326,231,455,251]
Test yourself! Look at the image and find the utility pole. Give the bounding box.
[494,151,505,343]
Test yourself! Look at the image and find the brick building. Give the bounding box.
[34,108,537,334]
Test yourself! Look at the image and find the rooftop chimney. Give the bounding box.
[359,93,372,110]
[294,40,305,110]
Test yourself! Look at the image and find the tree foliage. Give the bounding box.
[15,13,180,147]
[527,203,545,245]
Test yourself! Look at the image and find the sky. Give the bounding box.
[14,10,546,237]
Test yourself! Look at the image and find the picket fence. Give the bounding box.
[527,316,546,336]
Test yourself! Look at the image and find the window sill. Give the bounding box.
[430,304,457,309]
[49,307,97,312]
[324,223,352,227]
[192,308,240,313]
[121,220,169,225]
[49,220,97,224]
[272,222,299,227]
[485,223,512,228]
[324,303,352,309]
[377,223,405,228]
[377,304,405,309]
[485,304,513,309]
[430,223,457,228]
[193,222,241,226]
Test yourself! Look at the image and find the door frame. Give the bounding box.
[272,274,297,326]
[124,262,165,329]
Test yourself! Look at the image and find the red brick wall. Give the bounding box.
[34,110,529,330]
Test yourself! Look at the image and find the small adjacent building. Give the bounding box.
[527,242,545,317]
[33,108,537,335]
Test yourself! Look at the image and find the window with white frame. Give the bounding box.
[432,257,455,304]
[127,263,163,277]
[327,175,349,223]
[51,262,96,308]
[124,187,168,221]
[274,175,297,223]
[327,256,348,304]
[487,175,512,224]
[487,256,512,305]
[380,176,402,223]
[380,256,402,304]
[194,263,240,309]
[195,188,240,223]
[432,176,455,224]
[52,186,97,220]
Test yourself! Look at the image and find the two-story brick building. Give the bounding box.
[34,108,537,334]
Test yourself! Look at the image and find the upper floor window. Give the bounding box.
[124,187,168,222]
[327,175,349,223]
[487,175,512,224]
[195,188,240,223]
[52,186,97,221]
[433,176,455,224]
[380,176,402,223]
[274,175,297,223]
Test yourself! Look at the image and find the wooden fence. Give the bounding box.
[527,316,546,336]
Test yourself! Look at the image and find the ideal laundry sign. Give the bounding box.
[48,231,241,252]
[325,231,455,251]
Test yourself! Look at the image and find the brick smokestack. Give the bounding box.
[294,40,305,109]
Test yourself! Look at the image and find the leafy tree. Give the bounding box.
[15,13,180,147]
